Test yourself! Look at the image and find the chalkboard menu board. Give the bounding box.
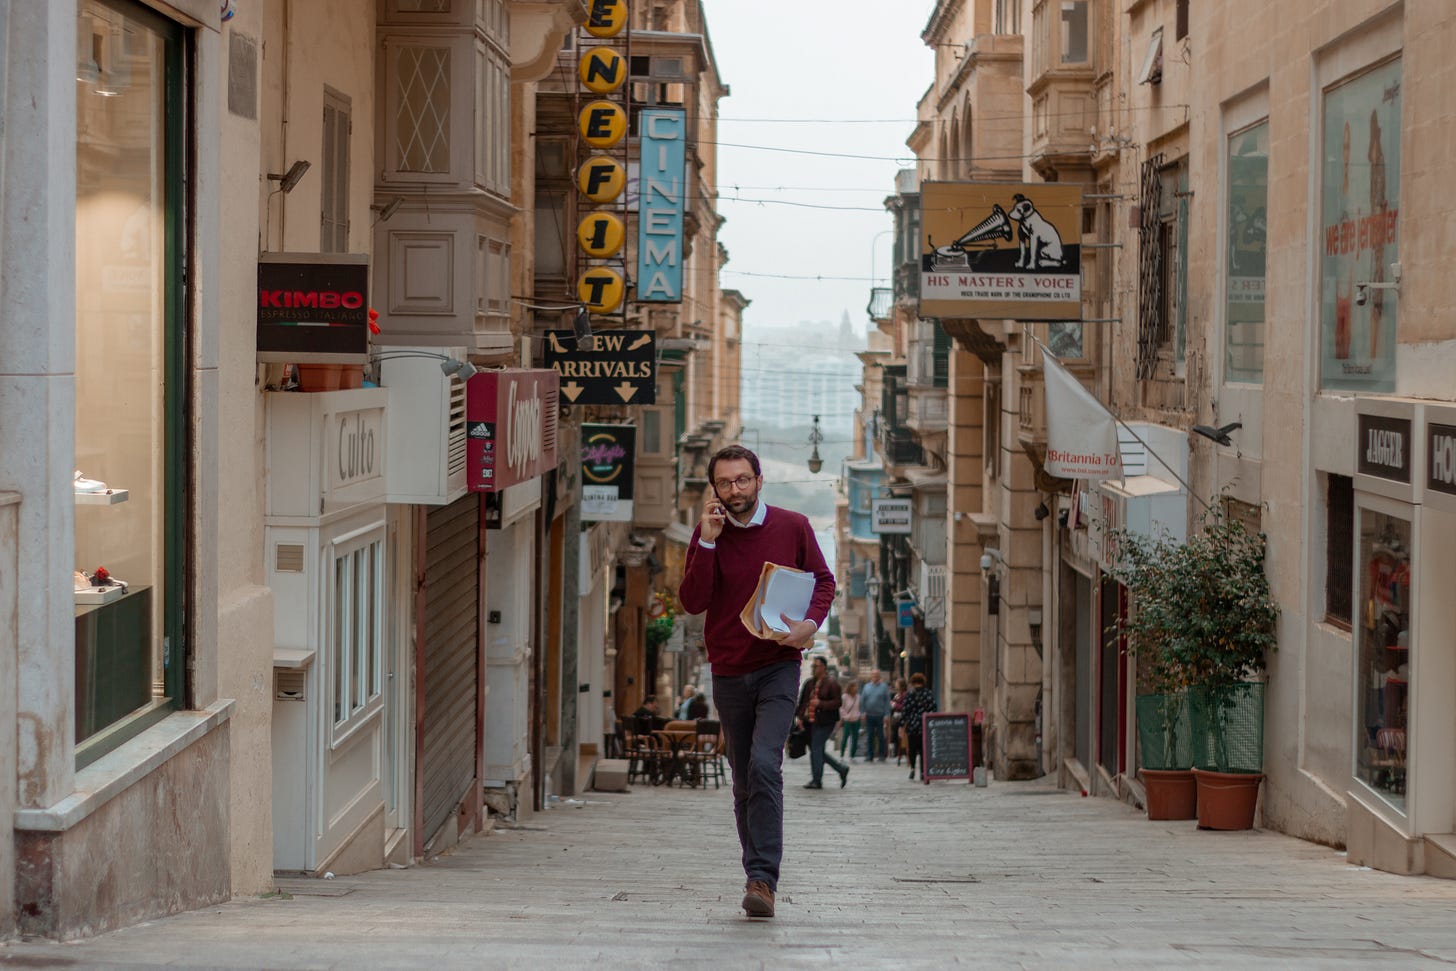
[922,712,974,783]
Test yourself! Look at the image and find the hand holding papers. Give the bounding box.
[739,562,815,642]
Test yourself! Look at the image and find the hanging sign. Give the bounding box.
[636,108,687,303]
[584,0,627,37]
[1357,413,1411,484]
[580,423,636,522]
[579,100,627,148]
[919,182,1083,321]
[466,370,560,493]
[1430,422,1456,498]
[1042,344,1123,479]
[578,156,626,203]
[578,47,626,94]
[578,266,625,314]
[542,329,655,404]
[256,253,369,363]
[577,212,626,258]
[870,498,912,534]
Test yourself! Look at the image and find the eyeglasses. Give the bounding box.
[713,474,757,493]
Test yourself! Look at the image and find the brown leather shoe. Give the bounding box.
[741,879,775,918]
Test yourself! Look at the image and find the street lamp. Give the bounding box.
[807,414,824,474]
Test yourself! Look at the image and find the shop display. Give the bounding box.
[1356,512,1411,809]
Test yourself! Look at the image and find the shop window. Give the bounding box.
[331,530,386,740]
[74,0,186,767]
[1176,0,1190,40]
[1225,121,1268,383]
[1324,474,1353,628]
[1355,509,1410,812]
[321,89,351,253]
[1319,58,1401,393]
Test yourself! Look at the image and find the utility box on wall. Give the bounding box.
[381,347,468,505]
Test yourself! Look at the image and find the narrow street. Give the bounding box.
[6,758,1456,969]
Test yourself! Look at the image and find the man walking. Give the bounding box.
[679,445,835,920]
[860,669,891,762]
[797,656,849,789]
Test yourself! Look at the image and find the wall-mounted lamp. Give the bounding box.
[573,305,594,349]
[1192,421,1242,447]
[371,195,405,222]
[266,160,311,194]
[1034,500,1051,521]
[373,349,476,380]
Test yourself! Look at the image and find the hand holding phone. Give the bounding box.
[700,491,727,543]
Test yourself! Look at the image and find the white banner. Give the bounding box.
[1041,345,1123,479]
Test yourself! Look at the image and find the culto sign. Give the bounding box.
[1357,413,1411,483]
[466,370,559,492]
[326,406,384,494]
[1429,422,1456,497]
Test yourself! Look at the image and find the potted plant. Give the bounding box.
[1113,527,1197,820]
[1111,503,1279,828]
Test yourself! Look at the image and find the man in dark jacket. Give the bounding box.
[797,656,850,790]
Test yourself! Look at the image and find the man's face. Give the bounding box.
[812,658,827,680]
[870,671,881,684]
[711,457,761,518]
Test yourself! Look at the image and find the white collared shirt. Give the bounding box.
[697,500,765,548]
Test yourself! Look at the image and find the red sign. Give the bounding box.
[466,370,559,492]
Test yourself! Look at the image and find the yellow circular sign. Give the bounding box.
[583,0,628,38]
[577,47,626,95]
[578,100,627,148]
[577,212,626,258]
[577,156,626,203]
[578,266,625,314]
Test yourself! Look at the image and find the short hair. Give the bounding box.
[707,444,761,486]
[811,655,827,668]
[909,673,926,688]
[642,695,658,706]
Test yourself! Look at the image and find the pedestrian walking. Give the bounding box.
[901,673,937,781]
[890,678,908,762]
[678,445,835,920]
[838,680,862,759]
[859,670,890,761]
[797,656,850,789]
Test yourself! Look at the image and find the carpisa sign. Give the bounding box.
[466,370,560,493]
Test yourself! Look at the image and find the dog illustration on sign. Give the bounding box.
[929,193,1067,271]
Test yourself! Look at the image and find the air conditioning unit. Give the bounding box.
[381,346,468,505]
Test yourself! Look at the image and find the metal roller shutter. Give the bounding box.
[420,494,480,848]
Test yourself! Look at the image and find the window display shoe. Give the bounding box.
[73,470,107,493]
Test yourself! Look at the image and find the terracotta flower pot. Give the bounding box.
[296,364,364,392]
[1141,767,1197,820]
[1192,768,1263,830]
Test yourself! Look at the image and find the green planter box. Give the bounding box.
[1188,682,1265,774]
[1136,691,1192,770]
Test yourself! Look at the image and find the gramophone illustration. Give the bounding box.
[926,193,1068,272]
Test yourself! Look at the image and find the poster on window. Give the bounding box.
[1321,60,1401,392]
[1225,122,1268,383]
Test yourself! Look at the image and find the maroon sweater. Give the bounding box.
[678,505,836,677]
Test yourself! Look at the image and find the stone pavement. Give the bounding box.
[6,754,1456,969]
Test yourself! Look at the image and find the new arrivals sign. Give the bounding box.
[919,182,1083,321]
[580,423,635,522]
[256,253,369,363]
[466,370,560,492]
[636,108,687,303]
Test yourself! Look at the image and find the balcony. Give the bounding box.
[866,287,893,324]
[879,427,924,470]
[1027,0,1096,180]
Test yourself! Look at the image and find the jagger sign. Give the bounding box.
[466,370,560,493]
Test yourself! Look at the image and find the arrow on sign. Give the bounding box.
[561,381,584,402]
[614,382,638,402]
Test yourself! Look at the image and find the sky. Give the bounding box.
[701,0,938,333]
